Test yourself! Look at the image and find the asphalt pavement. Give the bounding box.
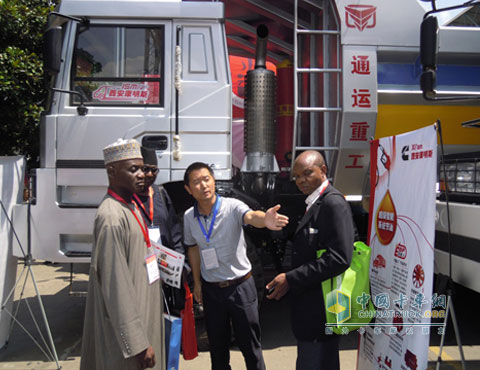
[0,261,479,370]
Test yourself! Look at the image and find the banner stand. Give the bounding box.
[0,199,60,370]
[358,124,437,370]
[434,121,465,370]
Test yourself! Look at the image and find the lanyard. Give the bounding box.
[133,187,154,223]
[306,181,329,212]
[196,195,220,244]
[108,189,151,248]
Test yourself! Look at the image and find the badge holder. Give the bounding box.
[0,200,60,369]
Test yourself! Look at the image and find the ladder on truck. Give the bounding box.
[291,0,342,175]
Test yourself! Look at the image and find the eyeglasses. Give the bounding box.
[143,167,159,175]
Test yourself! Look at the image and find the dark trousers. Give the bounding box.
[296,335,340,370]
[202,276,265,370]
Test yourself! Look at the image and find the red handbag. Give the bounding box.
[180,281,198,360]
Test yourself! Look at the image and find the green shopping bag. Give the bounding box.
[319,241,375,334]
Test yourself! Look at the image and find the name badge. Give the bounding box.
[145,253,160,284]
[202,248,219,270]
[148,227,161,244]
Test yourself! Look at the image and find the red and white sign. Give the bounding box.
[349,121,370,142]
[345,154,364,169]
[351,55,371,75]
[338,0,425,47]
[352,88,372,108]
[358,125,437,370]
[394,243,407,260]
[335,46,376,194]
[93,83,150,102]
[342,47,377,116]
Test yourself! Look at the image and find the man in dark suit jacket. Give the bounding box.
[266,150,354,370]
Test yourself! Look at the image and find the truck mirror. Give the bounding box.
[420,16,438,69]
[420,70,436,98]
[43,27,62,74]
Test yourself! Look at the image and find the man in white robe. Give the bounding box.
[80,138,165,370]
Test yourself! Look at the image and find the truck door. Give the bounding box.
[55,21,172,204]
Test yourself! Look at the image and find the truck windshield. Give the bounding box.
[72,25,164,106]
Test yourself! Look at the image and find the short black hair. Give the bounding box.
[141,146,158,166]
[184,162,215,186]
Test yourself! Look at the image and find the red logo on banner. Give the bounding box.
[394,243,407,259]
[350,121,369,141]
[373,254,386,269]
[375,190,397,245]
[352,89,371,108]
[393,314,403,333]
[412,264,425,288]
[345,5,377,31]
[404,350,418,370]
[351,56,370,75]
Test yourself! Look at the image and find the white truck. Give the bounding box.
[13,0,234,262]
[11,0,480,292]
[419,1,480,293]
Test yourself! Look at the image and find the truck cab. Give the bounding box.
[13,0,232,262]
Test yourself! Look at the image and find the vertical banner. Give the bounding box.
[358,125,438,370]
[0,156,25,347]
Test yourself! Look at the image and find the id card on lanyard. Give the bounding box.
[133,190,162,246]
[197,195,221,270]
[108,189,160,284]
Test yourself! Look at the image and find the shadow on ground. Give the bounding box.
[0,263,88,363]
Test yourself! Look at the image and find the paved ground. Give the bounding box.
[0,261,479,369]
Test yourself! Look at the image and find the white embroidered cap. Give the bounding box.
[103,138,142,165]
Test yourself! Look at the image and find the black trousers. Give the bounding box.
[202,276,265,370]
[296,335,340,370]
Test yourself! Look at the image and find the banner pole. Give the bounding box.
[434,120,465,370]
[0,198,61,370]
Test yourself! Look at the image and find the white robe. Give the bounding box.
[80,195,165,370]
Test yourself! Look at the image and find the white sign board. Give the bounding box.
[0,156,25,347]
[358,125,438,370]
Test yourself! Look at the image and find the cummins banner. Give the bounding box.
[358,125,437,370]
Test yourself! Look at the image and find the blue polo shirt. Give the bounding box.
[183,196,252,282]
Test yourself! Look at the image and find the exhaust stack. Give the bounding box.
[241,24,278,194]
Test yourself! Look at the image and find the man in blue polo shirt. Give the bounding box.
[183,162,288,370]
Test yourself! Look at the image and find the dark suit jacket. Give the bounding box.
[285,184,354,341]
[135,185,184,254]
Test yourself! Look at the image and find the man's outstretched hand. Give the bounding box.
[264,204,289,231]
